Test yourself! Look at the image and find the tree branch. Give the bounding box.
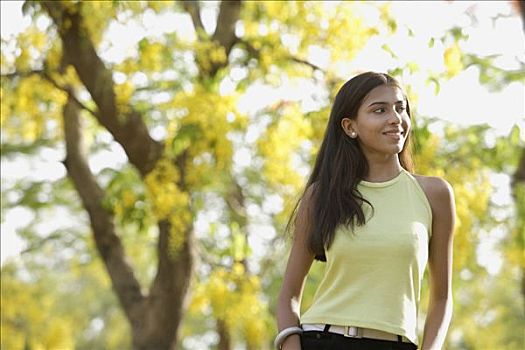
[2,69,99,118]
[180,0,205,35]
[1,69,43,79]
[43,73,99,117]
[237,38,326,73]
[213,0,242,53]
[187,0,242,78]
[513,148,525,186]
[61,86,146,327]
[290,56,325,73]
[41,1,162,176]
[518,0,525,32]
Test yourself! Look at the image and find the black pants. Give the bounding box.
[300,331,418,350]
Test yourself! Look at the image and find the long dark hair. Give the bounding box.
[287,72,414,261]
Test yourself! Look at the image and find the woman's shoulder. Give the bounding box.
[412,174,455,211]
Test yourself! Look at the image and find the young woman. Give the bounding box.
[275,72,455,350]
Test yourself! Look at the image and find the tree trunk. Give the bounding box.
[511,148,525,313]
[217,319,232,350]
[42,1,242,348]
[44,3,192,349]
[61,87,194,350]
[515,0,525,314]
[132,222,194,350]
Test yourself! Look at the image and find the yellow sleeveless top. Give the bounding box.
[300,169,432,346]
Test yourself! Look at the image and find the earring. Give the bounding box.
[350,131,357,138]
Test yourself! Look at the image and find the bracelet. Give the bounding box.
[274,326,303,349]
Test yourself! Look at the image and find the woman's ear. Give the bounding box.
[341,118,357,138]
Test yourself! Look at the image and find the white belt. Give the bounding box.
[302,324,412,343]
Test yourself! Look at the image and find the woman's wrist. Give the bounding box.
[274,326,303,349]
[281,333,301,350]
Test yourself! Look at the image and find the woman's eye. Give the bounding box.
[396,105,407,113]
[374,108,385,113]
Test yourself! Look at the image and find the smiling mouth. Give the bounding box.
[383,130,404,136]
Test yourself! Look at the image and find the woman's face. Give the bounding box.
[344,84,410,160]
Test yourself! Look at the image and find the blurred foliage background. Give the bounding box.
[1,1,524,349]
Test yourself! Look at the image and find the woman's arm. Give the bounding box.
[276,188,316,350]
[418,177,456,350]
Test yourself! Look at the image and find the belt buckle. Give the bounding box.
[344,326,363,338]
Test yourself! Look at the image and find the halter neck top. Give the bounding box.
[300,169,432,346]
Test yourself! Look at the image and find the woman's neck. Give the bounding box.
[363,158,403,183]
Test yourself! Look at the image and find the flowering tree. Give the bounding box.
[2,1,523,349]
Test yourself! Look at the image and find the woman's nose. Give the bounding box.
[388,109,402,124]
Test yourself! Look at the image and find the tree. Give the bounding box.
[2,1,523,349]
[1,1,381,348]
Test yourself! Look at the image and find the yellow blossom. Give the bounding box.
[444,43,463,78]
